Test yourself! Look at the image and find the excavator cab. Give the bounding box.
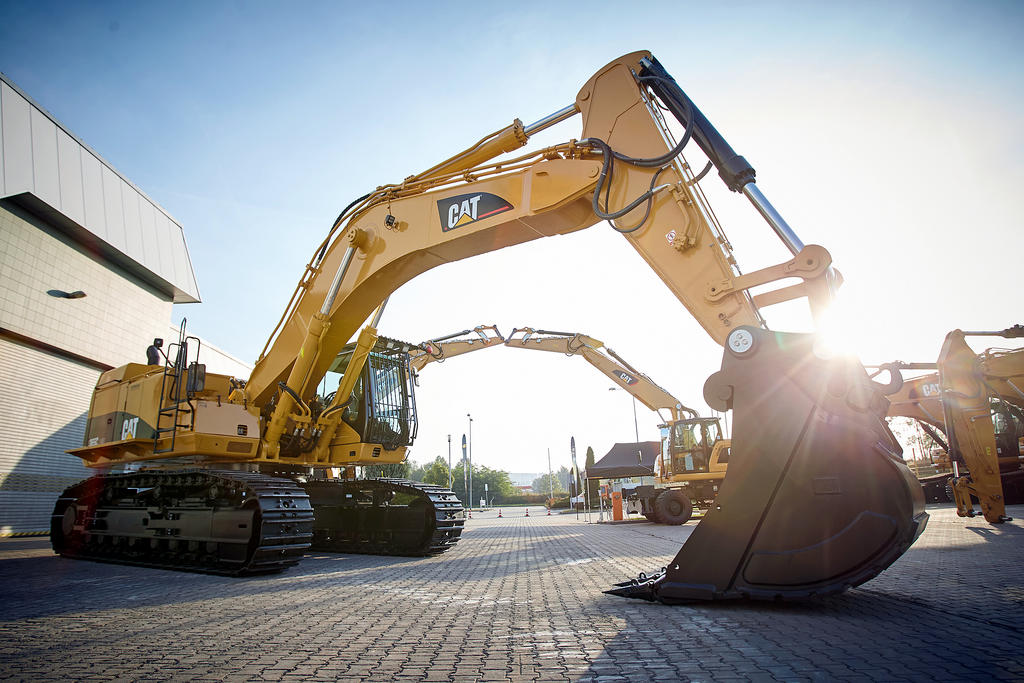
[331,337,419,451]
[992,400,1024,467]
[665,417,723,475]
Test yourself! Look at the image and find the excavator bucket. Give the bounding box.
[608,327,927,602]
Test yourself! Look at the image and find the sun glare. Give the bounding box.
[812,297,868,361]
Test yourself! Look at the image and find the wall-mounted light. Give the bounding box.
[47,289,87,299]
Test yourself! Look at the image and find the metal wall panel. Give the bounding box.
[80,150,106,239]
[139,198,158,265]
[122,181,144,262]
[56,128,85,224]
[29,107,60,207]
[0,82,4,196]
[155,210,175,277]
[0,337,95,535]
[1,82,33,195]
[168,222,191,290]
[101,165,126,251]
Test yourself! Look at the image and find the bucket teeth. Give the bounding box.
[605,568,666,600]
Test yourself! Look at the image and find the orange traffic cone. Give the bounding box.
[525,508,530,517]
[498,509,502,518]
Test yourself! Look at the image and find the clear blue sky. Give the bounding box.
[3,1,1022,471]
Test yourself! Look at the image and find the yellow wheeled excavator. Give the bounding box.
[503,327,729,525]
[403,324,732,525]
[882,325,1024,523]
[53,50,926,602]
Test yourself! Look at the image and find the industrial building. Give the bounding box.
[0,73,247,535]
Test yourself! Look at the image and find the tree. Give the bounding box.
[363,462,410,479]
[365,457,515,503]
[407,460,428,482]
[887,417,944,461]
[555,465,572,492]
[585,446,598,501]
[421,456,453,487]
[474,466,515,503]
[448,462,467,501]
[531,472,565,495]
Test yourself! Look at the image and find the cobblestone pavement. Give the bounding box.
[1,503,1021,681]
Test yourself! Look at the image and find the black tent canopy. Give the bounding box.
[587,441,660,479]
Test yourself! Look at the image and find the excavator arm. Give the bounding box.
[245,51,835,423]
[976,327,1024,407]
[504,327,697,423]
[937,327,1024,523]
[409,325,505,372]
[884,367,947,432]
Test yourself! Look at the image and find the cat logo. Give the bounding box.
[910,382,942,399]
[121,416,139,441]
[437,192,513,232]
[613,370,639,386]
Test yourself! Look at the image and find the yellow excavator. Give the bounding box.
[882,325,1024,523]
[502,327,729,525]
[52,50,926,603]
[411,324,731,524]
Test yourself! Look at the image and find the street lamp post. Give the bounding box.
[467,414,473,511]
[547,448,553,510]
[447,434,453,489]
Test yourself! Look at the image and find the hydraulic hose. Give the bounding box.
[316,192,373,264]
[579,73,696,231]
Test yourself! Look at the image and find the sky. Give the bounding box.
[2,1,1022,473]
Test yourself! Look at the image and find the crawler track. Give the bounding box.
[302,478,465,556]
[51,470,313,575]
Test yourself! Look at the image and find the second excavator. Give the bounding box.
[53,50,926,603]
[412,324,731,525]
[883,325,1024,523]
[503,327,729,526]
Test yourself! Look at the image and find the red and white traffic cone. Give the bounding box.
[498,509,502,518]
[547,508,551,516]
[525,508,529,517]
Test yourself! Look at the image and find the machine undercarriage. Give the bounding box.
[51,470,464,575]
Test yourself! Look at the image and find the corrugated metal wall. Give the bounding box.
[0,337,96,535]
[0,75,200,303]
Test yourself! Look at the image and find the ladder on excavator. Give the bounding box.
[154,321,202,454]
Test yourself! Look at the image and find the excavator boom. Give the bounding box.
[504,327,697,422]
[410,325,505,372]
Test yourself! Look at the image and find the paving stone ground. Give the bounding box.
[0,503,1021,682]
